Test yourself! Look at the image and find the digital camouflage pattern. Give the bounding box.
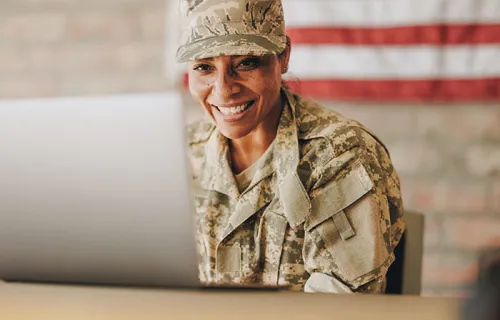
[176,0,287,62]
[187,86,406,293]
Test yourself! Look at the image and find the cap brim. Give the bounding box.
[176,34,287,63]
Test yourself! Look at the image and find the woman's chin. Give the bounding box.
[217,125,253,141]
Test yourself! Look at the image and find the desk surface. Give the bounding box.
[0,282,460,320]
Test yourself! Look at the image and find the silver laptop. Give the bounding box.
[0,93,202,288]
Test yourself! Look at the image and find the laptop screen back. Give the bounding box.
[0,93,200,288]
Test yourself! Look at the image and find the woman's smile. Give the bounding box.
[210,100,256,122]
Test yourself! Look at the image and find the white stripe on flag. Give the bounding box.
[287,45,500,79]
[283,0,500,27]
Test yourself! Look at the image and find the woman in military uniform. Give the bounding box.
[177,0,405,293]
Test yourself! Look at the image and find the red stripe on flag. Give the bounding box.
[285,78,500,102]
[286,24,500,45]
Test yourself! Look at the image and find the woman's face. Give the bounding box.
[187,47,290,140]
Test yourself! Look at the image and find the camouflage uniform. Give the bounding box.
[179,0,405,293]
[187,86,406,293]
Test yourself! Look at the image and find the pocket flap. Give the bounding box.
[217,244,241,273]
[305,160,374,231]
[278,172,311,228]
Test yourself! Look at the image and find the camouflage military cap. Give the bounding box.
[176,0,287,63]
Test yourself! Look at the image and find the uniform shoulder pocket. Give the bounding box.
[305,160,392,286]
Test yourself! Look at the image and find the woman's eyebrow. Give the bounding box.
[195,57,214,63]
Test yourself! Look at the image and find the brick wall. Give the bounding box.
[0,0,171,98]
[2,0,499,297]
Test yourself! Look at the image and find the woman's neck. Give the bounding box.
[229,96,284,174]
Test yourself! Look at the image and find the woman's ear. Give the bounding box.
[279,36,292,74]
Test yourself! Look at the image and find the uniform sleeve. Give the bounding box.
[302,131,405,293]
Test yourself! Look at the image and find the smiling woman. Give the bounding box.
[177,0,405,293]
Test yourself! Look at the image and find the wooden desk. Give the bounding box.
[0,282,460,320]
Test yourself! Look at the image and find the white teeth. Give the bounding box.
[217,103,250,115]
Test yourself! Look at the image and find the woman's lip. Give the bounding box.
[210,100,253,109]
[213,100,255,122]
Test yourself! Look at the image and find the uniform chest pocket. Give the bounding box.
[193,188,231,273]
[215,200,288,284]
[305,161,392,285]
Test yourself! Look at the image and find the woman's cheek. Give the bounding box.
[188,76,215,119]
[189,74,210,98]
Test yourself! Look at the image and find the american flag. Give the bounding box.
[172,0,500,102]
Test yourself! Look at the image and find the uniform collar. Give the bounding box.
[267,86,301,185]
[198,129,240,199]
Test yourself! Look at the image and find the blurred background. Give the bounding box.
[1,0,499,297]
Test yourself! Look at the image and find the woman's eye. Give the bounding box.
[236,58,260,70]
[193,64,213,73]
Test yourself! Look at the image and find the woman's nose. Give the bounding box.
[212,69,240,99]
